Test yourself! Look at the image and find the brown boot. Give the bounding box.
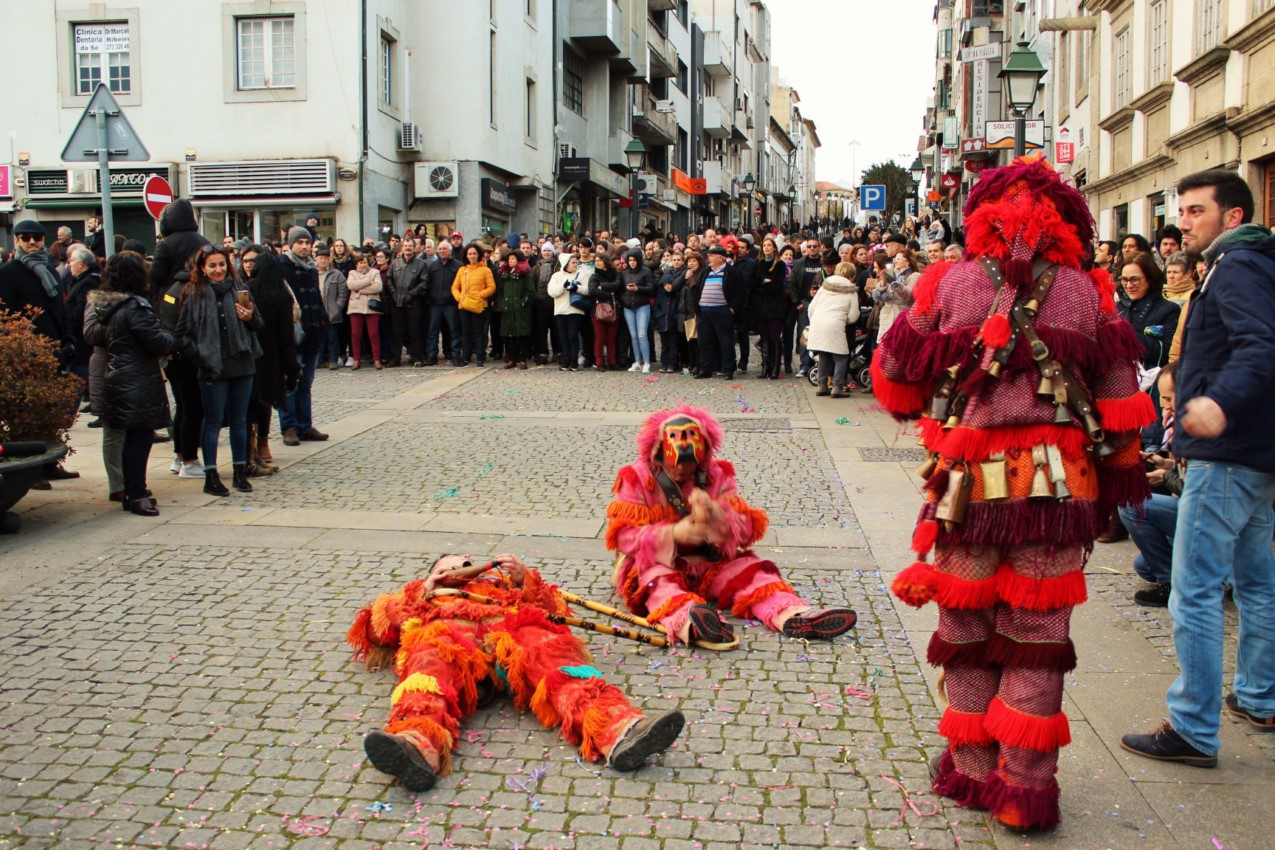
[1096,509,1128,543]
[257,431,275,462]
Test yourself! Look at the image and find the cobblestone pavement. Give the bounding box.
[1,364,1267,850]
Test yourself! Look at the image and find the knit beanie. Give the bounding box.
[286,226,311,246]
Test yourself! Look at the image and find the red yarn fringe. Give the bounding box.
[939,707,993,746]
[986,697,1071,752]
[984,771,1062,832]
[912,520,939,556]
[932,749,993,810]
[347,607,375,661]
[987,632,1078,672]
[927,634,991,668]
[941,498,1104,550]
[1097,461,1152,511]
[1090,267,1117,315]
[911,260,952,316]
[980,314,1012,349]
[1003,258,1034,292]
[934,571,1000,610]
[996,566,1088,611]
[892,562,938,608]
[1096,317,1143,361]
[871,358,926,421]
[1097,393,1158,433]
[917,418,1092,462]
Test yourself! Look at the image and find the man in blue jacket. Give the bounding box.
[1123,169,1275,767]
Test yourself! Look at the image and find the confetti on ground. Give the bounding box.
[835,417,860,426]
[479,413,506,420]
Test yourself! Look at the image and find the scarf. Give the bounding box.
[1202,223,1271,265]
[18,247,61,298]
[1162,276,1196,302]
[283,249,316,272]
[188,280,261,379]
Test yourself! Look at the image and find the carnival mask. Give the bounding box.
[660,416,707,467]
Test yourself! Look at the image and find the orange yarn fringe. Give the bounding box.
[893,562,939,608]
[730,580,794,618]
[386,716,455,776]
[646,592,704,624]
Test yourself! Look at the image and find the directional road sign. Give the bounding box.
[142,175,173,220]
[61,84,149,162]
[860,184,886,212]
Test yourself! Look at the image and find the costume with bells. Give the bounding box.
[606,405,857,647]
[871,157,1154,832]
[347,554,685,792]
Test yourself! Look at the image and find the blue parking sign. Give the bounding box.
[860,184,886,212]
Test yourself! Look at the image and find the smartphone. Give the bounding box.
[235,291,251,308]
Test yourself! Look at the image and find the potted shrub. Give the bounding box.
[0,307,82,533]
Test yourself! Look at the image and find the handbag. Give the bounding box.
[595,299,617,323]
[367,297,384,313]
[684,317,698,340]
[569,292,592,313]
[284,283,306,345]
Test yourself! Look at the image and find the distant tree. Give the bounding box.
[860,162,914,225]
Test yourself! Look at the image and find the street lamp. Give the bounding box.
[999,41,1047,157]
[740,173,755,229]
[814,191,823,227]
[788,183,797,227]
[624,139,647,237]
[909,157,925,218]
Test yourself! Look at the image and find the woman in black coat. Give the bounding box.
[751,237,790,380]
[246,251,300,475]
[99,251,178,516]
[653,253,685,373]
[1116,251,1180,369]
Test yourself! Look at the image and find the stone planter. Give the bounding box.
[0,442,69,533]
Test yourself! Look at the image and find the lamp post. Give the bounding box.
[999,41,1048,157]
[788,183,797,229]
[909,157,925,218]
[740,172,755,231]
[623,139,647,238]
[814,191,822,228]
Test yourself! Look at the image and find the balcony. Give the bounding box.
[702,96,729,138]
[648,0,676,10]
[608,127,635,170]
[632,84,677,146]
[701,161,725,194]
[647,24,676,78]
[702,31,732,78]
[570,0,624,56]
[733,107,752,144]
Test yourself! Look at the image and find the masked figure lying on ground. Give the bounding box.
[347,553,685,792]
[605,404,857,648]
[872,156,1154,833]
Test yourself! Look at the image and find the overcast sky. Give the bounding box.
[769,0,936,188]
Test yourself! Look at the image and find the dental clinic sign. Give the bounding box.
[74,23,130,54]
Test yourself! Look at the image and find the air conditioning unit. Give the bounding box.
[635,173,655,193]
[398,122,422,151]
[559,144,577,159]
[414,161,459,199]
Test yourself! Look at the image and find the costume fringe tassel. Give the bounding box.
[987,633,1078,672]
[927,634,991,668]
[932,749,992,809]
[938,708,993,746]
[996,566,1088,611]
[984,772,1062,832]
[985,697,1071,752]
[893,562,939,608]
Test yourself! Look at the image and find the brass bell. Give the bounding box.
[1054,404,1073,425]
[944,413,960,430]
[1037,372,1054,397]
[1029,466,1054,499]
[916,454,939,480]
[980,456,1009,501]
[1024,297,1040,316]
[987,361,1002,379]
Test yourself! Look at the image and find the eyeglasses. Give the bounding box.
[1118,276,1145,284]
[15,233,43,242]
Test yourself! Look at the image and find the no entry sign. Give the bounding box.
[142,174,173,220]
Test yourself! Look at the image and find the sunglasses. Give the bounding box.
[16,233,44,242]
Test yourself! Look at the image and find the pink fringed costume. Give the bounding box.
[872,157,1154,832]
[606,405,824,645]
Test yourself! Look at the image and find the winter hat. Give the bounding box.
[286,226,311,246]
[626,237,642,250]
[884,233,908,246]
[314,243,331,256]
[541,243,556,255]
[558,252,574,270]
[706,245,729,257]
[13,219,45,237]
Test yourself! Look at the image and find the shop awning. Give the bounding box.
[0,202,15,213]
[23,198,143,208]
[190,195,338,208]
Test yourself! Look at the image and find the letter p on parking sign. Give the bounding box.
[860,184,886,212]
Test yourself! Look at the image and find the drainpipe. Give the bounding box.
[358,0,368,236]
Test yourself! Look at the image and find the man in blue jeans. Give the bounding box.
[278,227,330,446]
[1122,170,1275,768]
[423,241,463,366]
[1117,363,1183,608]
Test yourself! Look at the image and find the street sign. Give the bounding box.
[61,84,149,163]
[960,138,987,155]
[941,174,959,190]
[1055,141,1075,163]
[961,43,1002,62]
[860,184,886,212]
[985,120,1045,150]
[965,159,989,174]
[60,84,149,261]
[142,174,173,220]
[0,165,10,199]
[927,190,941,203]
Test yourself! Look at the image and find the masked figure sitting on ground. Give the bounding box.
[606,405,858,648]
[347,553,686,792]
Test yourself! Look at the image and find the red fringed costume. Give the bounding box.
[606,405,811,644]
[873,157,1153,832]
[347,569,644,778]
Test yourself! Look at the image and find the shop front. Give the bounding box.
[187,159,340,246]
[557,157,627,238]
[20,164,175,252]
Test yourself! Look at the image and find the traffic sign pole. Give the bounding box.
[95,105,115,259]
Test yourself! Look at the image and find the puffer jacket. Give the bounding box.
[82,291,113,418]
[147,200,209,299]
[497,262,535,337]
[91,290,178,430]
[617,250,656,310]
[452,262,496,314]
[653,268,685,333]
[752,256,790,322]
[806,275,859,355]
[533,257,558,306]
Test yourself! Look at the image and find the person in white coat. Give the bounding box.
[546,253,585,371]
[806,263,859,397]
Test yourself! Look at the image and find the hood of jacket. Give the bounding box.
[87,288,133,322]
[159,199,198,237]
[819,275,855,295]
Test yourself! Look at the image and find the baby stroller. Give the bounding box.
[807,307,872,392]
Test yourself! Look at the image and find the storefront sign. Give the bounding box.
[26,169,72,195]
[671,168,707,195]
[961,43,1001,63]
[0,165,10,199]
[481,178,516,214]
[942,116,959,151]
[74,23,130,54]
[985,120,1045,150]
[1054,128,1074,164]
[960,138,987,155]
[559,157,590,182]
[99,166,171,194]
[971,60,989,136]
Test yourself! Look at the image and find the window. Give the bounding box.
[526,78,537,140]
[1075,30,1090,100]
[73,22,131,94]
[1114,27,1131,110]
[379,34,394,106]
[1058,31,1071,106]
[1114,203,1129,237]
[489,31,498,126]
[1197,0,1224,54]
[940,28,953,59]
[676,60,688,94]
[564,49,584,115]
[1148,0,1168,87]
[1256,0,1275,14]
[237,16,296,89]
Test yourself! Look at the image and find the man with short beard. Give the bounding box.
[387,240,428,366]
[278,227,329,446]
[424,241,463,366]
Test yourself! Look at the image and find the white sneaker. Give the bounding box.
[628,363,642,372]
[345,357,355,367]
[178,460,205,479]
[641,363,651,374]
[170,457,182,474]
[577,354,586,367]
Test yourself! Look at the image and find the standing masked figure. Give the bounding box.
[606,405,857,648]
[872,156,1154,832]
